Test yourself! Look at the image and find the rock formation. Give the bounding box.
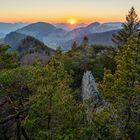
[81,71,102,113]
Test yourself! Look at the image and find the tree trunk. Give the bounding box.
[16,121,21,140]
[21,127,29,140]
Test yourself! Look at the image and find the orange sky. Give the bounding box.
[0,0,140,23]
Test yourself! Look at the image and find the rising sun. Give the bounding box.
[68,19,77,25]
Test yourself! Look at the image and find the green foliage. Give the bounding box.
[23,56,88,140]
[0,66,36,140]
[0,44,19,69]
[98,36,140,139]
[71,41,78,51]
[113,7,140,47]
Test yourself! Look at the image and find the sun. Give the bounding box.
[68,19,77,25]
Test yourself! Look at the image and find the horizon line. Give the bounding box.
[0,20,124,24]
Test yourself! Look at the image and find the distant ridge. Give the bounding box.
[4,32,27,51]
[17,22,56,40]
[0,22,28,37]
[62,29,119,51]
[3,22,123,50]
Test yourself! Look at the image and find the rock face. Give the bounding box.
[81,71,102,112]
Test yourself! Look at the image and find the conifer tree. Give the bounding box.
[0,44,18,69]
[0,66,36,140]
[99,36,140,139]
[24,56,86,140]
[72,41,78,51]
[83,36,89,48]
[112,7,140,47]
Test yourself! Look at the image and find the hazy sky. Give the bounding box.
[0,0,140,23]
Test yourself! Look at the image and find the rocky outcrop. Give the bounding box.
[81,71,102,113]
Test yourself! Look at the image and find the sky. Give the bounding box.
[0,0,140,23]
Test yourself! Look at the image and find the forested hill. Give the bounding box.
[18,36,55,65]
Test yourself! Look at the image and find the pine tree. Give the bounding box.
[0,66,36,140]
[0,44,18,69]
[112,7,140,47]
[72,41,78,51]
[99,36,140,139]
[23,56,86,140]
[82,36,89,48]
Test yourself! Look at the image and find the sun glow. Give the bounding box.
[68,19,77,25]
